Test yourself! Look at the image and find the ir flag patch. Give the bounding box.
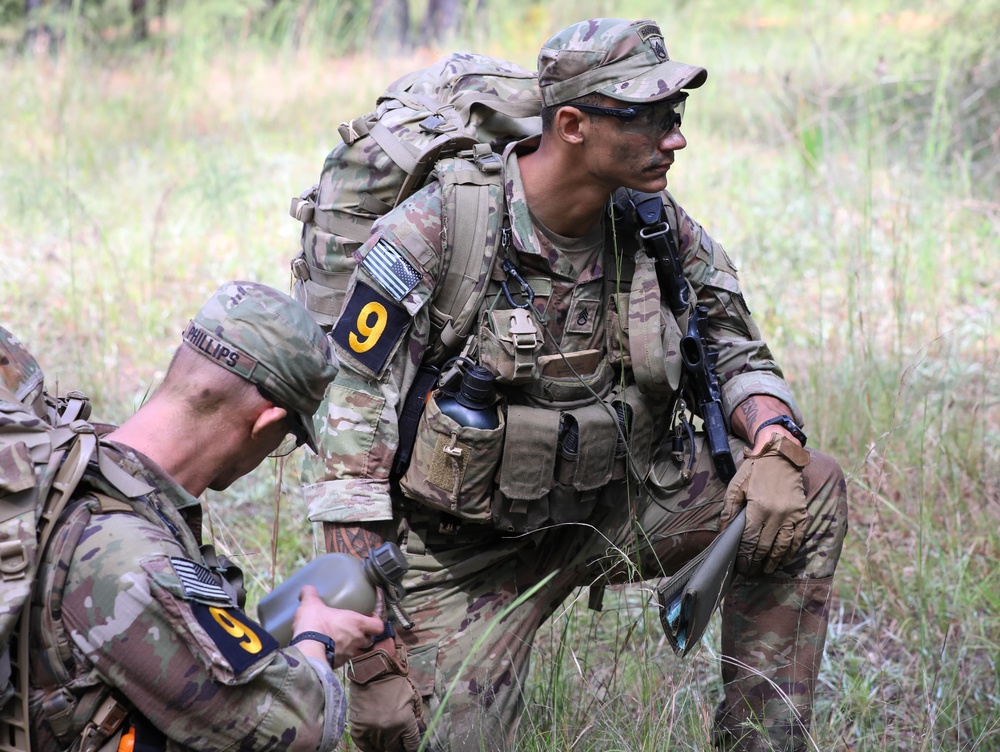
[361,238,421,302]
[169,557,232,604]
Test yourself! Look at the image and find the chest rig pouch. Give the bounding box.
[492,359,655,534]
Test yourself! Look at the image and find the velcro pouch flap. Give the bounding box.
[563,403,617,491]
[499,405,559,500]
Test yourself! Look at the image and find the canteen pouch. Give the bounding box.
[477,307,543,385]
[399,391,505,522]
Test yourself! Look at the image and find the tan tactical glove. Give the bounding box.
[348,636,426,752]
[721,433,811,574]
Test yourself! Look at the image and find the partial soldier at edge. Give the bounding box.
[21,282,384,751]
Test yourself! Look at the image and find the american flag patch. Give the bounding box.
[169,557,232,604]
[361,238,421,302]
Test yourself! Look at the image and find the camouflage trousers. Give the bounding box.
[394,432,848,752]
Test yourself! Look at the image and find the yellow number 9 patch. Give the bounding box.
[349,301,388,353]
[209,606,263,654]
[332,281,410,377]
[191,602,277,674]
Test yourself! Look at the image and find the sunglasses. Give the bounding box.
[572,93,687,140]
[256,384,310,456]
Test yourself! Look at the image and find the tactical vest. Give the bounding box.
[397,192,691,534]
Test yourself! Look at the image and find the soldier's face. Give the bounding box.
[589,97,688,194]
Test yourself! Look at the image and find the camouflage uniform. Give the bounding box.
[304,20,848,752]
[25,282,347,751]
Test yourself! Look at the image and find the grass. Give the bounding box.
[1,1,998,750]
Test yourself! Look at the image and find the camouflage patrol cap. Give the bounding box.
[537,18,707,106]
[182,281,338,452]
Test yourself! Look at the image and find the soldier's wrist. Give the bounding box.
[348,626,409,684]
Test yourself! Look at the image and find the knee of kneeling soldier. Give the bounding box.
[783,449,848,578]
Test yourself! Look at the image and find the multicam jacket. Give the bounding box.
[302,136,803,524]
[28,442,346,752]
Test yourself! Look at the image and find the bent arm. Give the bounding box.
[59,512,347,752]
[302,184,446,527]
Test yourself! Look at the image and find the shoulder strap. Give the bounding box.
[0,420,98,752]
[429,144,506,359]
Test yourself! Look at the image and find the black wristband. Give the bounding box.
[753,415,807,447]
[289,630,336,666]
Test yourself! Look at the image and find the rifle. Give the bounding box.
[627,190,743,656]
[627,190,735,483]
[679,304,737,483]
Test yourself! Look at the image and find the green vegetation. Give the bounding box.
[1,1,997,749]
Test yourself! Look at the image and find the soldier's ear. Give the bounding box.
[553,105,587,146]
[250,404,287,441]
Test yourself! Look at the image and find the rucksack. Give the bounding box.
[0,328,101,751]
[288,52,542,352]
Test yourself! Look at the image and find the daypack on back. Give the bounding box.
[289,52,542,347]
[0,327,98,752]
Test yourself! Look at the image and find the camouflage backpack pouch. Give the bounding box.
[290,52,542,330]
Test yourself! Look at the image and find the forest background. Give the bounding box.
[1,0,998,749]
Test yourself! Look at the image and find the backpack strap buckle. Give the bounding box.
[419,113,458,134]
[465,142,502,173]
[507,308,539,381]
[0,540,28,581]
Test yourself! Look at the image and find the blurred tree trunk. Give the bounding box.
[420,0,488,44]
[370,0,410,48]
[24,0,69,52]
[131,0,148,41]
[420,0,459,44]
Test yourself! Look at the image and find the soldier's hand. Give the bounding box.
[292,586,385,667]
[721,434,810,574]
[348,636,425,752]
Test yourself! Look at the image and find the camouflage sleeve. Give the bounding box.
[667,194,805,427]
[60,510,346,751]
[301,183,446,523]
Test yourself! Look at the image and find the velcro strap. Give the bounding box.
[747,433,810,468]
[92,493,133,514]
[357,192,394,216]
[347,639,409,685]
[310,206,376,244]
